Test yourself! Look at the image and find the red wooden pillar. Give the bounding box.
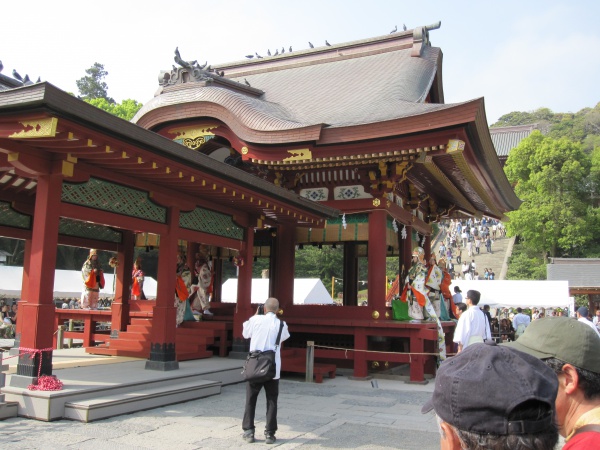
[343,242,359,306]
[368,210,387,313]
[12,173,62,386]
[110,230,134,336]
[271,224,295,311]
[352,327,368,379]
[231,225,255,357]
[10,239,32,356]
[146,207,179,371]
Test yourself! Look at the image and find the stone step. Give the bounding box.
[64,379,221,422]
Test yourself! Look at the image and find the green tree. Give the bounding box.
[76,63,114,102]
[86,98,143,121]
[505,132,595,260]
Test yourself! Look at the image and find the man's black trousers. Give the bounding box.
[242,378,279,433]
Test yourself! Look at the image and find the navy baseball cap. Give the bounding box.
[422,342,557,435]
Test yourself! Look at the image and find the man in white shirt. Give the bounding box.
[453,290,491,353]
[242,297,290,444]
[593,309,600,327]
[577,306,600,337]
[512,307,531,339]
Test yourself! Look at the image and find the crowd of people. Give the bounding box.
[437,218,505,280]
[436,291,600,448]
[0,300,17,338]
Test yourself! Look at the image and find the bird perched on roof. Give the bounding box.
[12,69,22,81]
[0,60,3,72]
[308,42,314,48]
[218,70,224,76]
[244,78,251,86]
[274,49,279,56]
[325,40,331,46]
[23,74,32,85]
[245,54,254,59]
[390,25,397,34]
[289,46,292,52]
[267,49,271,56]
[255,52,263,59]
[206,65,212,72]
[403,23,407,31]
[36,76,41,83]
[281,47,285,54]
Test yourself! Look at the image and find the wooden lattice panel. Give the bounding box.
[179,207,243,240]
[62,178,167,223]
[59,218,122,243]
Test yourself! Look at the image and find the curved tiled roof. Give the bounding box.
[490,124,537,157]
[135,44,444,131]
[133,85,306,131]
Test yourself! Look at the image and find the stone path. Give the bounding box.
[0,372,441,449]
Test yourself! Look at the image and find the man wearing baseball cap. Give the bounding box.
[504,316,600,448]
[422,342,558,449]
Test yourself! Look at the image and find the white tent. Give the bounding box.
[450,280,571,309]
[0,266,157,298]
[221,278,334,305]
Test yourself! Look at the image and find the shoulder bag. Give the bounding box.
[242,320,285,383]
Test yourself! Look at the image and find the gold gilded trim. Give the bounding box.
[9,117,58,139]
[283,148,312,162]
[169,125,217,150]
[446,139,465,154]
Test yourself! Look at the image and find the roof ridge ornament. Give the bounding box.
[411,21,441,57]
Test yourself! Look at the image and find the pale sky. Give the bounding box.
[2,0,598,124]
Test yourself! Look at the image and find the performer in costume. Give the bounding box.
[175,251,193,326]
[401,247,446,361]
[81,249,105,309]
[437,258,458,319]
[189,255,214,316]
[131,258,146,300]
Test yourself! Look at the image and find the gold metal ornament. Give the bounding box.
[373,198,381,207]
[372,361,380,369]
[372,310,380,319]
[385,311,390,319]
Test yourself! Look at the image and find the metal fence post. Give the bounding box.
[57,325,65,349]
[306,341,314,383]
[68,319,73,348]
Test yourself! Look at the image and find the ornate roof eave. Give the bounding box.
[467,100,522,213]
[0,83,339,226]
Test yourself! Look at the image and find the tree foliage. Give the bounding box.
[76,63,114,102]
[492,103,600,153]
[86,98,143,121]
[504,131,599,260]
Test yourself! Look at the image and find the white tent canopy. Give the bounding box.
[450,280,571,309]
[0,266,157,299]
[221,278,334,305]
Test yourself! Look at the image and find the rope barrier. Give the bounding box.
[312,343,451,357]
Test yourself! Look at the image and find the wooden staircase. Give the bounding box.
[86,318,230,361]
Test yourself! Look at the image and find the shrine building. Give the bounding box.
[0,23,519,386]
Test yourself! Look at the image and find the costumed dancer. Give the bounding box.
[175,251,193,326]
[401,247,446,361]
[131,257,146,300]
[437,258,458,319]
[189,255,214,316]
[81,249,105,310]
[425,254,449,320]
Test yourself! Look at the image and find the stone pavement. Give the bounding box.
[1,369,441,449]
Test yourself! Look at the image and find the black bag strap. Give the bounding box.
[275,320,284,348]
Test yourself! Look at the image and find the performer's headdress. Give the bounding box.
[412,247,424,256]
